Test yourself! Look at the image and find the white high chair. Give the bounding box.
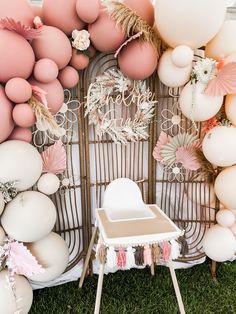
[79,179,185,314]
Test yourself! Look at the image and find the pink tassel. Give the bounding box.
[143,245,152,266]
[162,241,171,262]
[117,247,126,268]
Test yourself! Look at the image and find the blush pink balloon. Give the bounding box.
[34,58,59,83]
[0,30,35,83]
[0,0,35,27]
[76,0,99,23]
[118,40,158,80]
[31,4,43,18]
[31,25,72,70]
[70,49,90,70]
[42,0,85,35]
[89,10,126,53]
[0,86,14,143]
[9,127,32,143]
[29,78,64,114]
[5,78,32,103]
[58,66,79,89]
[124,0,154,26]
[13,104,36,128]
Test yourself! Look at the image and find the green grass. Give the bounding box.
[30,262,236,314]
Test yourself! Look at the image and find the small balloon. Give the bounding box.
[76,0,99,23]
[9,127,32,143]
[12,104,36,128]
[171,45,194,68]
[37,173,60,195]
[34,58,59,83]
[5,78,32,103]
[70,49,90,70]
[225,94,236,126]
[58,66,79,89]
[216,209,235,228]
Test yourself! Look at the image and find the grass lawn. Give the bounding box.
[30,262,236,314]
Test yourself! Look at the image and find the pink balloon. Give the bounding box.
[42,0,85,35]
[31,25,72,70]
[9,127,32,143]
[118,40,158,80]
[58,66,79,89]
[124,0,154,26]
[0,0,35,27]
[29,78,64,114]
[0,86,14,143]
[88,45,97,58]
[31,4,43,18]
[5,78,32,103]
[70,49,90,70]
[13,103,36,128]
[0,30,35,83]
[34,58,59,83]
[76,0,99,23]
[89,10,126,53]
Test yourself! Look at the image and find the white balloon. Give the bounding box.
[0,270,33,314]
[0,141,43,191]
[26,232,69,282]
[155,0,227,49]
[216,209,235,227]
[37,173,60,195]
[202,126,236,167]
[230,222,236,236]
[0,192,4,215]
[158,49,192,88]
[171,45,194,68]
[225,94,236,126]
[215,166,236,211]
[0,227,5,245]
[203,224,236,262]
[179,82,223,122]
[1,191,57,242]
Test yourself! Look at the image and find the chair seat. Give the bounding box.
[96,205,182,246]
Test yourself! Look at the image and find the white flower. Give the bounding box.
[192,58,216,84]
[72,29,90,51]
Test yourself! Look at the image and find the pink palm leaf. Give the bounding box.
[153,131,170,162]
[41,140,67,174]
[176,141,202,171]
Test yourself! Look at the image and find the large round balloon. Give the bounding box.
[8,127,32,143]
[205,21,236,60]
[0,140,42,191]
[158,49,192,87]
[0,270,33,314]
[76,0,99,24]
[155,0,227,49]
[42,0,85,35]
[179,82,223,122]
[34,58,59,83]
[0,0,35,27]
[202,126,236,167]
[5,78,32,103]
[29,78,64,114]
[124,0,154,26]
[31,25,72,70]
[0,30,35,83]
[203,224,236,262]
[89,10,126,53]
[225,94,236,126]
[0,86,14,144]
[1,191,57,243]
[27,232,69,282]
[70,49,90,70]
[216,209,235,228]
[215,166,236,211]
[0,227,5,245]
[118,40,158,80]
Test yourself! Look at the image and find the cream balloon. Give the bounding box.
[37,173,60,195]
[179,82,223,122]
[202,126,236,167]
[1,191,57,243]
[225,95,236,126]
[158,49,192,88]
[205,21,236,61]
[155,0,227,49]
[230,223,236,236]
[0,270,33,314]
[171,45,194,68]
[216,209,235,228]
[203,224,236,262]
[0,192,4,216]
[27,232,69,282]
[215,166,236,211]
[0,141,43,191]
[0,227,5,245]
[187,183,216,207]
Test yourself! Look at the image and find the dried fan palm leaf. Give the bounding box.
[41,140,67,174]
[193,149,217,183]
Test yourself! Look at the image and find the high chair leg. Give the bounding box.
[94,262,105,314]
[79,227,98,288]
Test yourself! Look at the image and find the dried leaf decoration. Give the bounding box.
[193,149,217,183]
[41,140,67,174]
[0,17,41,40]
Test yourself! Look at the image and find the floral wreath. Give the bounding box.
[85,69,157,144]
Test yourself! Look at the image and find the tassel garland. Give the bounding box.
[117,247,126,268]
[126,246,136,269]
[134,246,144,266]
[162,241,171,262]
[106,246,117,269]
[143,245,152,266]
[151,244,161,265]
[96,243,106,264]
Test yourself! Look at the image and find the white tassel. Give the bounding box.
[106,246,117,269]
[170,240,181,260]
[126,246,136,269]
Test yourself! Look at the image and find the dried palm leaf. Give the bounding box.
[193,149,217,183]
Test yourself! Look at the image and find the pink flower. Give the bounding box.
[176,144,201,171]
[153,132,170,162]
[72,29,90,51]
[202,117,218,133]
